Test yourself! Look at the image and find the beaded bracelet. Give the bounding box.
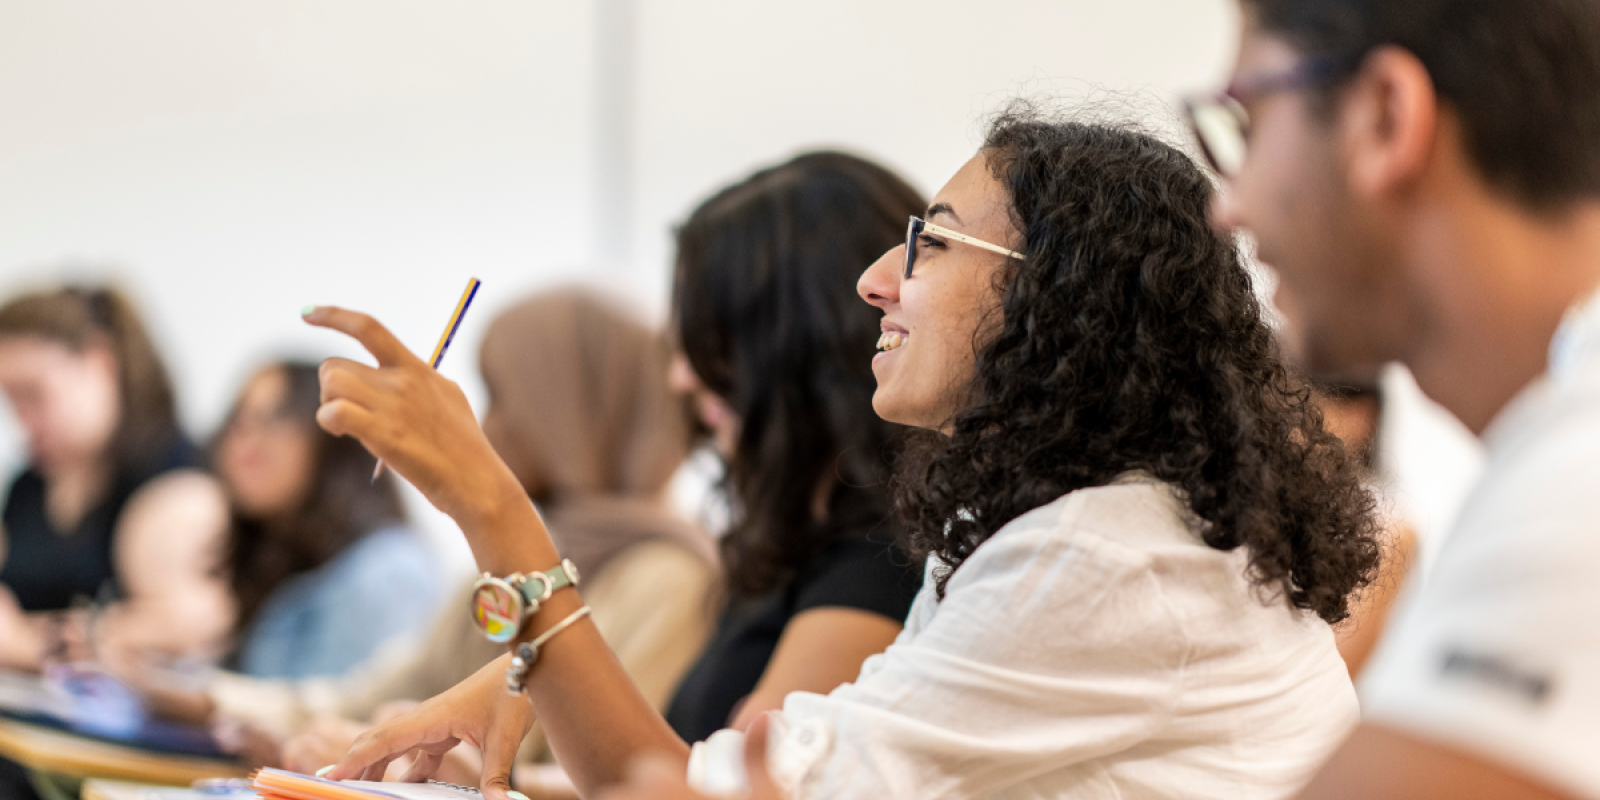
[504,605,592,695]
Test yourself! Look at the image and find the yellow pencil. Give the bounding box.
[372,277,482,481]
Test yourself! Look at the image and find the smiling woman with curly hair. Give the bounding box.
[303,106,1381,800]
[894,110,1379,624]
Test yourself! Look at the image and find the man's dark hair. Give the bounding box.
[1245,0,1600,209]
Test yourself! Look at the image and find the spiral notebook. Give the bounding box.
[251,768,482,800]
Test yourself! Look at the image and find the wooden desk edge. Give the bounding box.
[0,718,246,784]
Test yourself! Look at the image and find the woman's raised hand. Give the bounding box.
[326,655,534,799]
[303,306,524,532]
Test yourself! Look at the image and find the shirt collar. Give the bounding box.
[1481,284,1600,454]
[1548,284,1600,383]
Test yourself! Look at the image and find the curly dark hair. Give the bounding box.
[674,151,925,597]
[895,109,1380,623]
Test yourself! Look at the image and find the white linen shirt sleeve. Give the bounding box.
[768,496,1192,799]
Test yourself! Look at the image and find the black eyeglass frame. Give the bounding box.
[904,216,1026,279]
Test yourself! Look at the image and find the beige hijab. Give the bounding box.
[479,287,716,579]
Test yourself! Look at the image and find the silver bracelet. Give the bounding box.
[504,605,591,695]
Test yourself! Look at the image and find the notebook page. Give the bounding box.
[253,768,480,800]
[339,782,480,799]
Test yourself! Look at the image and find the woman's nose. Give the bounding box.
[857,245,903,308]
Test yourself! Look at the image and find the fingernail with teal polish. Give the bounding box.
[507,792,531,800]
[315,766,334,778]
[301,305,317,317]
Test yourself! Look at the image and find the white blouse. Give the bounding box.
[691,476,1358,799]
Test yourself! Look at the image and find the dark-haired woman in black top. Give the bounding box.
[659,152,927,741]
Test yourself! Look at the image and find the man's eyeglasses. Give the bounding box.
[1181,53,1359,178]
[904,216,1025,279]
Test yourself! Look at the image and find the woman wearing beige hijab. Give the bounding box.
[208,288,718,788]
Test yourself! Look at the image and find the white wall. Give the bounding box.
[626,0,1239,299]
[6,2,1482,569]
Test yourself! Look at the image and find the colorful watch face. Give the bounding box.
[470,577,525,644]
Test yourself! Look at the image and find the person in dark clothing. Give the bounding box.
[660,152,928,742]
[0,285,231,671]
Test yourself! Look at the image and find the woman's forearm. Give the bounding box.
[459,484,690,793]
[454,481,562,579]
[520,619,691,793]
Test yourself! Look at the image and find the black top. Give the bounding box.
[665,534,923,743]
[1,437,198,612]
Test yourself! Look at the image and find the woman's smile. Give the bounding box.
[873,322,910,369]
[874,331,908,352]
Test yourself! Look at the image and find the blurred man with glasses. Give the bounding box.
[1187,2,1600,799]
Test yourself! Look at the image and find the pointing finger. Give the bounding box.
[303,306,421,369]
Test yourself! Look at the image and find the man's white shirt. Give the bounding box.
[1360,291,1600,798]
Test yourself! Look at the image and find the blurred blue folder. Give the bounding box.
[0,667,229,760]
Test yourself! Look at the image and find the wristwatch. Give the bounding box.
[468,559,581,644]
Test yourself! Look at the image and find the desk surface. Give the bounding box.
[0,718,244,785]
[82,778,260,800]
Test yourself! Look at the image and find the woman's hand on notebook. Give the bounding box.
[327,654,532,800]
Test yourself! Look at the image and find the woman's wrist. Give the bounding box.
[455,472,561,576]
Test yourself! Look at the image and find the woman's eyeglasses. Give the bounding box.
[904,216,1025,279]
[1181,53,1359,178]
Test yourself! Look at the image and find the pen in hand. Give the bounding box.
[304,277,483,483]
[372,276,481,482]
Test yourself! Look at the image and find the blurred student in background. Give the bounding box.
[0,285,230,670]
[235,289,717,792]
[1200,0,1600,796]
[659,152,927,742]
[211,360,438,680]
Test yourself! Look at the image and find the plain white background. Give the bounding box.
[0,1,1478,572]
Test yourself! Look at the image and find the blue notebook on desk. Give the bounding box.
[0,667,230,760]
